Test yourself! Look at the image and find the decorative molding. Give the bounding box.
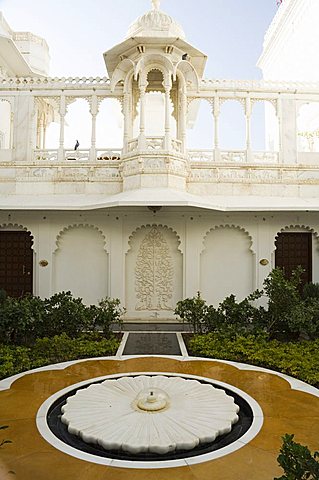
[0,223,35,251]
[54,224,108,253]
[126,223,183,255]
[272,224,319,251]
[201,224,255,255]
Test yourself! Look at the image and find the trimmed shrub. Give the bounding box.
[0,333,121,380]
[188,333,319,387]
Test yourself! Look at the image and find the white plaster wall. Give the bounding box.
[125,225,183,320]
[0,211,318,321]
[53,226,108,305]
[200,227,254,306]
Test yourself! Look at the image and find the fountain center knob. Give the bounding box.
[136,388,169,412]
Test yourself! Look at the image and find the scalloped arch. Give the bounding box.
[272,224,319,251]
[201,224,255,255]
[125,224,183,255]
[54,224,108,253]
[175,61,199,91]
[0,223,35,251]
[110,58,135,92]
[134,55,175,82]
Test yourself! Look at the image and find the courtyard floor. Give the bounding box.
[0,328,318,480]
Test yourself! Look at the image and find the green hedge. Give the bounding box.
[188,333,319,387]
[0,333,121,380]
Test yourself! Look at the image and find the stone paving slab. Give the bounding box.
[122,332,181,355]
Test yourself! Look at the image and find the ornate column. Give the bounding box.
[122,92,130,154]
[42,117,47,149]
[138,76,147,150]
[90,94,98,161]
[164,79,172,150]
[277,98,283,163]
[58,95,66,162]
[245,97,252,162]
[36,113,41,150]
[9,111,13,149]
[179,88,187,154]
[214,96,220,162]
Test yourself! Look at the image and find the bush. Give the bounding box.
[91,297,125,338]
[175,292,210,334]
[30,333,120,366]
[0,344,31,378]
[176,268,319,340]
[42,292,91,338]
[188,333,319,387]
[0,292,124,346]
[275,434,319,479]
[303,283,319,301]
[0,333,121,380]
[0,295,45,345]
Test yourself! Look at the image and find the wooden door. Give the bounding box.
[275,232,312,285]
[0,231,33,297]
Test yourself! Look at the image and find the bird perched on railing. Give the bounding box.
[74,140,79,150]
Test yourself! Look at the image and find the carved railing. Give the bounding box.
[146,136,164,150]
[34,148,121,162]
[127,137,182,154]
[188,150,279,164]
[34,149,58,161]
[65,149,90,161]
[96,149,121,161]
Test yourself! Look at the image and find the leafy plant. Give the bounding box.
[0,291,125,346]
[175,292,210,334]
[303,283,319,301]
[42,292,90,338]
[275,434,319,479]
[0,333,121,380]
[262,267,304,338]
[0,425,12,447]
[91,297,125,337]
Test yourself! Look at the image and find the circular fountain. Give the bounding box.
[40,372,260,466]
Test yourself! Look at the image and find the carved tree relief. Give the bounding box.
[135,226,173,311]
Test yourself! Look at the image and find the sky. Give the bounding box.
[0,0,279,149]
[0,0,278,79]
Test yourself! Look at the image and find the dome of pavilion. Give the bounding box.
[126,1,185,39]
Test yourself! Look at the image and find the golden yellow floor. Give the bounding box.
[0,357,318,480]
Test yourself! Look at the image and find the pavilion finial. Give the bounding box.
[152,0,161,10]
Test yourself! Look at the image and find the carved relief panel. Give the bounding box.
[135,226,173,310]
[126,225,183,317]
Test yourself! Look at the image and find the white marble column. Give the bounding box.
[58,95,66,162]
[90,94,98,162]
[214,96,220,161]
[138,80,147,150]
[164,83,172,150]
[245,97,252,162]
[9,111,13,149]
[180,89,187,154]
[277,99,283,163]
[122,92,130,154]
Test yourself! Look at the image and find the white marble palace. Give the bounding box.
[0,0,318,321]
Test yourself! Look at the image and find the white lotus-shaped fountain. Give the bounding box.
[61,375,240,455]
